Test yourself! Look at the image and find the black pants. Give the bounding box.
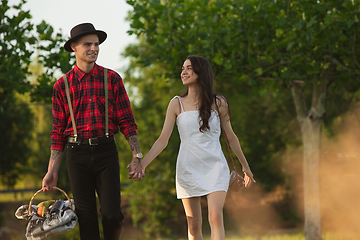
[66,141,124,240]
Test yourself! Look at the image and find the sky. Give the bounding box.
[11,0,137,76]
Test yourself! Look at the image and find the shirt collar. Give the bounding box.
[73,63,99,80]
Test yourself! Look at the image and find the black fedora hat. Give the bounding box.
[64,23,107,52]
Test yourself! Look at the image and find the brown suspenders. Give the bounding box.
[63,68,109,141]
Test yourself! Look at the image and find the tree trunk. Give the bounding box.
[291,78,328,240]
[301,112,322,240]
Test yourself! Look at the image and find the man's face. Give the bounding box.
[71,34,99,63]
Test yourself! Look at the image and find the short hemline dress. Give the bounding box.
[174,96,230,199]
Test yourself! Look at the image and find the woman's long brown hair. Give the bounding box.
[181,55,230,132]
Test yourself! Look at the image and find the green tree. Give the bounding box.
[0,0,37,186]
[120,39,184,238]
[125,0,360,239]
[0,0,72,187]
[122,38,303,238]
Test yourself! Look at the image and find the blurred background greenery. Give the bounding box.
[1,0,360,239]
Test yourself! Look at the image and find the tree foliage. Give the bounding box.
[124,0,360,238]
[0,0,72,187]
[127,0,360,82]
[120,39,185,238]
[125,0,360,180]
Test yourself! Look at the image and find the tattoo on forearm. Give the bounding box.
[49,150,61,168]
[127,135,142,172]
[50,151,61,162]
[127,135,140,153]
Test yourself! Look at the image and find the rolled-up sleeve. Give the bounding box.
[50,79,67,151]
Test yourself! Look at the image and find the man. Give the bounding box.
[42,23,143,240]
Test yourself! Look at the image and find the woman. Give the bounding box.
[129,55,255,240]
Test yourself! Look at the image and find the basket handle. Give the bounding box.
[28,186,74,213]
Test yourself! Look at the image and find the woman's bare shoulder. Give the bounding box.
[168,96,181,115]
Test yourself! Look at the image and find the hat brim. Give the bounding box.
[64,30,107,52]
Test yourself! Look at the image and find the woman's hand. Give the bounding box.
[243,169,256,187]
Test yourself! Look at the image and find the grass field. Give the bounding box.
[1,188,359,240]
[166,235,305,240]
[41,230,357,240]
[174,232,357,240]
[160,231,357,240]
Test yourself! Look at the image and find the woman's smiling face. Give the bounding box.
[181,59,198,86]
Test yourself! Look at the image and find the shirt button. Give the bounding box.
[89,99,92,101]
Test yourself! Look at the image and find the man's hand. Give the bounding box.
[42,150,63,192]
[127,157,144,181]
[126,134,144,181]
[42,171,58,192]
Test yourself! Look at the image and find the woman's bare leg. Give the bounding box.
[207,191,227,240]
[181,197,203,240]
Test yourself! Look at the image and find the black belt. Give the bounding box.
[68,136,115,145]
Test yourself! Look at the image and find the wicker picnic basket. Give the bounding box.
[15,186,78,240]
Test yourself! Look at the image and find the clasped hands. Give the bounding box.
[127,158,145,181]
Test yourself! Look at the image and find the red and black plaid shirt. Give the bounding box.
[50,63,137,151]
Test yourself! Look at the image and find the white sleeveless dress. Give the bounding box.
[175,96,230,199]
